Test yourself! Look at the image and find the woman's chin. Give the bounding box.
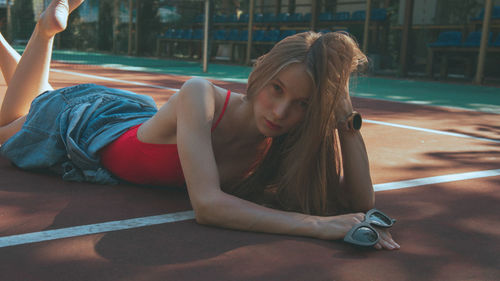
[260,128,284,138]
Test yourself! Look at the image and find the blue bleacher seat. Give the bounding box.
[319,29,331,34]
[227,14,238,22]
[263,29,280,42]
[239,13,249,22]
[164,29,174,39]
[227,29,240,41]
[333,9,385,22]
[333,12,350,21]
[494,34,500,47]
[192,29,203,40]
[279,30,296,41]
[170,29,180,39]
[175,29,185,39]
[239,30,249,41]
[462,31,493,47]
[214,29,228,40]
[262,13,277,22]
[371,8,387,21]
[303,13,312,22]
[182,29,193,40]
[492,6,500,19]
[214,14,227,23]
[428,31,463,47]
[253,30,265,42]
[472,6,500,20]
[319,12,333,21]
[278,13,290,22]
[288,13,303,22]
[351,10,365,21]
[254,13,264,22]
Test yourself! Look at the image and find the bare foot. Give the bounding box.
[38,0,85,38]
[68,0,85,13]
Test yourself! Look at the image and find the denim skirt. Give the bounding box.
[0,83,158,184]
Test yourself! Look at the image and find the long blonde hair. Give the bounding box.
[230,31,367,216]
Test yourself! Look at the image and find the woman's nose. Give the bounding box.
[273,100,288,119]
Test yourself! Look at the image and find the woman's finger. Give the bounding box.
[375,228,400,250]
[381,234,400,250]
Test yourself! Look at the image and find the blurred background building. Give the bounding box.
[1,0,499,84]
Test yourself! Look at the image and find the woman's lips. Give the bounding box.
[265,119,282,130]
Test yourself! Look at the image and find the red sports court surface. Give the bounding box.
[0,63,499,281]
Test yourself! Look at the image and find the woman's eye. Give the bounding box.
[272,83,282,92]
[297,101,309,110]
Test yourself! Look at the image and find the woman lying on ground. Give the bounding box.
[0,0,399,250]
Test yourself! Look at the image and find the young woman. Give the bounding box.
[0,0,399,250]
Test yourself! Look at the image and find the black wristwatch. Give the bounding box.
[341,111,362,131]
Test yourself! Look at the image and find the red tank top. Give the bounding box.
[100,90,231,187]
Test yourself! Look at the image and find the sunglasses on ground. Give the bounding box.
[343,208,396,247]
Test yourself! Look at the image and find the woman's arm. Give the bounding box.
[338,129,375,212]
[335,78,375,212]
[333,87,398,250]
[175,78,366,241]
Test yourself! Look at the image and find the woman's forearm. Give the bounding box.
[195,190,350,240]
[338,130,375,211]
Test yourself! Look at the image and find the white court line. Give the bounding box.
[50,69,180,91]
[374,169,500,191]
[0,211,195,248]
[0,169,499,249]
[364,119,500,143]
[52,68,499,144]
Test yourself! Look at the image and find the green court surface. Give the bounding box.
[18,47,499,114]
[352,76,500,114]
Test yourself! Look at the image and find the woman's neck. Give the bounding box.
[233,95,266,143]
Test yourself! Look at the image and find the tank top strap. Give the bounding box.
[211,90,231,131]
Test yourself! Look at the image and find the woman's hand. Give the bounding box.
[317,213,400,250]
[335,90,354,122]
[334,86,356,131]
[316,212,366,240]
[373,227,400,250]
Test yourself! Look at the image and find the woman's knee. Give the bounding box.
[0,115,25,144]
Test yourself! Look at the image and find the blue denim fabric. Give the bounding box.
[0,83,158,184]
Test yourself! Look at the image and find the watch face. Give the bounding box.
[351,112,362,130]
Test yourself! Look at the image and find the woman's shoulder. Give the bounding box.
[177,78,243,110]
[177,78,216,103]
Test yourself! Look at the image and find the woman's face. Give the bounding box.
[253,63,313,137]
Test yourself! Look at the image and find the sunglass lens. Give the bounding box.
[369,212,392,226]
[352,226,378,243]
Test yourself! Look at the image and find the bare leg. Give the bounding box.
[0,0,84,127]
[0,32,21,111]
[0,32,21,86]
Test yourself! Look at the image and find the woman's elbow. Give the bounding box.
[351,193,375,212]
[193,205,212,225]
[191,195,222,226]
